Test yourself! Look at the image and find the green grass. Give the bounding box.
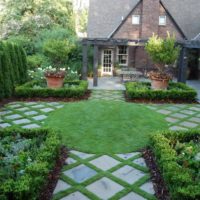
[44,100,168,154]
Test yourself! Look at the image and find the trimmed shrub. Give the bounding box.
[125,82,197,101]
[0,41,28,99]
[15,80,88,98]
[150,130,200,199]
[0,128,61,200]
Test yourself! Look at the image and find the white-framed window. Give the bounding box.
[117,46,128,66]
[159,16,166,26]
[132,15,140,25]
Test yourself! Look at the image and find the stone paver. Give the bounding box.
[140,181,155,195]
[112,165,145,184]
[171,113,188,119]
[24,111,38,116]
[189,117,200,123]
[180,110,196,115]
[116,152,140,160]
[188,107,200,112]
[133,158,147,167]
[13,119,31,125]
[5,114,22,120]
[31,105,45,108]
[0,111,12,115]
[120,192,146,200]
[53,180,71,194]
[40,108,54,113]
[32,115,47,121]
[8,104,21,108]
[165,117,179,123]
[179,121,198,128]
[22,124,41,129]
[90,155,120,171]
[16,107,29,112]
[71,150,94,159]
[169,126,188,131]
[0,123,11,128]
[60,192,90,200]
[86,177,124,200]
[65,157,77,165]
[63,164,97,183]
[165,106,180,111]
[157,109,171,115]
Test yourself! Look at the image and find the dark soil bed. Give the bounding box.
[39,146,68,200]
[143,149,170,200]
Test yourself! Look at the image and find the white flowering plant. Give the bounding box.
[65,67,81,81]
[44,66,66,78]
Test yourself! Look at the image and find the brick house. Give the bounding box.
[86,0,200,79]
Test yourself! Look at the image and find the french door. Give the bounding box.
[102,49,113,76]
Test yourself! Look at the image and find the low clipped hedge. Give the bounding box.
[125,82,197,101]
[150,130,200,200]
[15,80,88,98]
[0,128,61,200]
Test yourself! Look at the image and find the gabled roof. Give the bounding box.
[87,0,200,40]
[193,33,200,41]
[87,0,140,38]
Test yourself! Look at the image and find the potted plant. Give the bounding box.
[43,39,74,88]
[145,33,180,90]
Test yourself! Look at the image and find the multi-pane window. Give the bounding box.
[159,16,166,26]
[132,15,140,25]
[117,46,128,66]
[103,49,112,73]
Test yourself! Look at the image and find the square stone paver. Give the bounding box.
[140,181,155,195]
[180,110,196,115]
[31,104,45,109]
[188,107,200,112]
[133,158,147,167]
[60,192,90,200]
[0,111,12,115]
[120,192,146,200]
[24,102,37,106]
[165,117,179,123]
[40,108,54,113]
[32,115,47,121]
[70,150,94,159]
[22,124,41,129]
[171,113,188,119]
[86,177,124,200]
[169,126,188,131]
[116,152,140,160]
[55,105,64,109]
[197,114,200,118]
[8,104,21,108]
[90,155,120,171]
[189,117,200,123]
[112,165,145,184]
[24,111,38,116]
[16,107,29,112]
[63,164,97,183]
[65,157,77,165]
[165,106,180,111]
[157,110,171,115]
[5,114,22,120]
[0,123,11,128]
[13,119,31,125]
[53,180,71,194]
[179,121,198,128]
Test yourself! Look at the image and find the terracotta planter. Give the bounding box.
[151,78,169,90]
[46,76,65,89]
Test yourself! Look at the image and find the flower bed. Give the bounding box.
[125,82,197,102]
[0,128,61,200]
[15,80,88,98]
[150,130,200,200]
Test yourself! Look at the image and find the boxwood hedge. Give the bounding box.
[150,130,200,200]
[15,80,88,98]
[125,82,197,101]
[0,128,61,200]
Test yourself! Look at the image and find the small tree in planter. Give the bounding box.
[43,39,74,88]
[145,33,180,90]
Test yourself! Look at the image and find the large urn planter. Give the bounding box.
[45,75,65,89]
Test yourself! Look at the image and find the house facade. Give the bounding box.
[87,0,200,79]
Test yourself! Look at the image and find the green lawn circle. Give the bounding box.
[44,101,168,154]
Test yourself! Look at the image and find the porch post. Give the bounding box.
[82,43,88,80]
[93,45,99,86]
[178,47,188,83]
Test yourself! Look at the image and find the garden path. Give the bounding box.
[0,91,200,200]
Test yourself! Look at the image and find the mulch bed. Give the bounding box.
[39,146,68,200]
[142,149,170,200]
[0,91,91,109]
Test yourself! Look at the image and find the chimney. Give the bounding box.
[141,0,160,39]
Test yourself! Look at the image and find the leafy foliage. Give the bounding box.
[125,82,197,101]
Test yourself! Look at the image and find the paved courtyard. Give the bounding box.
[0,90,200,200]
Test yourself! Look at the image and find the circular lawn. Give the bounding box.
[44,101,168,154]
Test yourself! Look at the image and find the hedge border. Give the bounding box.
[15,80,88,98]
[0,128,61,200]
[150,130,200,200]
[125,82,197,102]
